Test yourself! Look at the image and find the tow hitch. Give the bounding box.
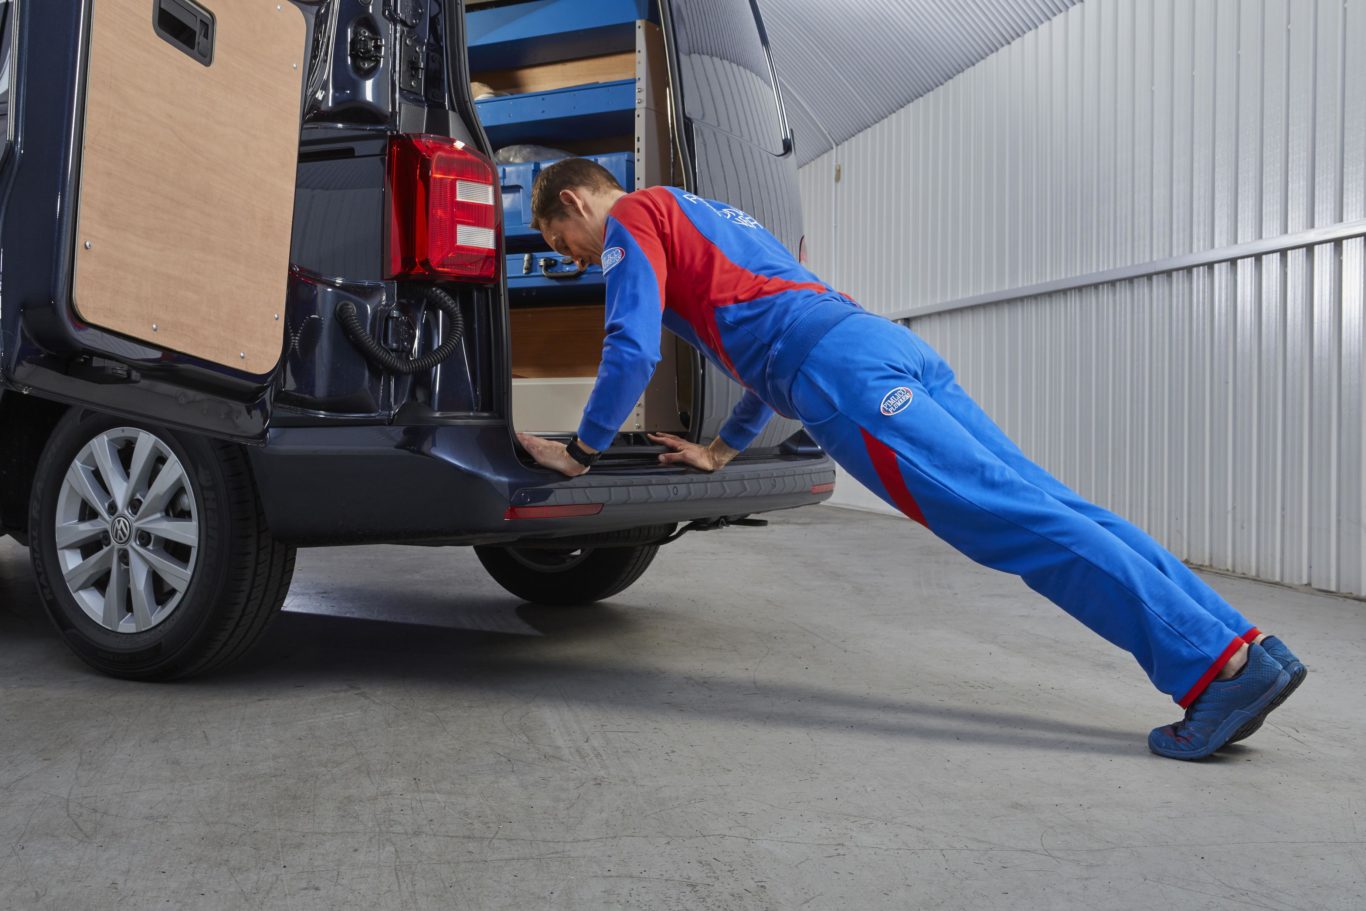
[661,515,769,544]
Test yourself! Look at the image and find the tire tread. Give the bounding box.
[171,441,295,678]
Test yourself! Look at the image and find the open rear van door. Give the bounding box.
[663,0,804,449]
[0,0,311,442]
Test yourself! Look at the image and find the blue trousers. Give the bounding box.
[789,314,1257,704]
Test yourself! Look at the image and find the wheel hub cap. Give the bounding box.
[53,428,201,634]
[110,515,132,546]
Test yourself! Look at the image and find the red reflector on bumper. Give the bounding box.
[504,504,604,520]
[811,483,835,494]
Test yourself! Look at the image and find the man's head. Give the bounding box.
[530,158,627,266]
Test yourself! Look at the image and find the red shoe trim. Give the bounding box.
[1178,635,1248,708]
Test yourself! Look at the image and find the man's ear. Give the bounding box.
[559,187,589,219]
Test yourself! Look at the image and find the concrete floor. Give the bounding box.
[1,506,1363,911]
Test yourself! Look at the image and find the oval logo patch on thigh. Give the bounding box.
[880,386,914,415]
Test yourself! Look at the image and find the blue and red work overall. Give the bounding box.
[579,186,1259,706]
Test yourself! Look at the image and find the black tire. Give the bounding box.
[474,543,659,605]
[28,410,295,680]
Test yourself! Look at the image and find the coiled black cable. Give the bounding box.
[336,286,465,375]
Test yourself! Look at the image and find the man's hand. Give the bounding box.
[517,432,590,478]
[648,432,739,472]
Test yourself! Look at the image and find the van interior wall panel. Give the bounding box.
[72,0,306,371]
[510,304,606,378]
[797,0,1366,597]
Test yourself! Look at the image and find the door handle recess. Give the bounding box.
[153,0,215,67]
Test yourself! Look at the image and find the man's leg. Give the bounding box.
[901,329,1310,734]
[902,331,1262,646]
[788,355,1247,708]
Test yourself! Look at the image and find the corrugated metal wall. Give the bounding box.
[798,0,1366,597]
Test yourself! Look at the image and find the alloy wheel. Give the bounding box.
[52,428,201,633]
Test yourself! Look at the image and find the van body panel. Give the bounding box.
[2,0,834,550]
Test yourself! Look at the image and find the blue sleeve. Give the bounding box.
[717,390,774,451]
[576,216,664,451]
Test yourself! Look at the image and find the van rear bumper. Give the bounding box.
[249,423,834,546]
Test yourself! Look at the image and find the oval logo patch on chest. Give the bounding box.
[880,386,914,415]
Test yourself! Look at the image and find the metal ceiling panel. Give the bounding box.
[759,0,1080,164]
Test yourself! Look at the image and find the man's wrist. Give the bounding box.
[565,436,601,468]
[707,438,740,469]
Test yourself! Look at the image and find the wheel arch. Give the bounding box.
[0,391,69,543]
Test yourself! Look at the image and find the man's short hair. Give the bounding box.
[530,158,624,229]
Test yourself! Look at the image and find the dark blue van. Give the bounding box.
[0,0,832,678]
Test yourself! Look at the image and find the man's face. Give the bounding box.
[540,215,602,268]
[539,189,607,267]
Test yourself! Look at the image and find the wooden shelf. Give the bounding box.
[474,51,635,97]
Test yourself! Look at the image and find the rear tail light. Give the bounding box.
[387,134,500,281]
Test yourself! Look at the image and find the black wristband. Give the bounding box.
[565,436,600,468]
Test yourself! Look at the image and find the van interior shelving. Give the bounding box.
[466,0,691,439]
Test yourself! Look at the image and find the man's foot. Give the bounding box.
[1148,644,1290,760]
[1222,636,1307,746]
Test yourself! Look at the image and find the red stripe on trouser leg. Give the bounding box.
[1242,627,1261,643]
[859,428,927,527]
[1177,635,1248,708]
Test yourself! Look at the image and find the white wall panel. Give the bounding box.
[798,0,1366,597]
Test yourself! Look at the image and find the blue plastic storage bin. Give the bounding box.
[500,151,634,250]
[467,0,656,71]
[477,80,635,147]
[506,251,605,300]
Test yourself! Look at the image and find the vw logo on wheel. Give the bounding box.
[111,515,132,546]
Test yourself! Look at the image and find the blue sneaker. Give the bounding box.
[1148,644,1290,760]
[1223,636,1307,746]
